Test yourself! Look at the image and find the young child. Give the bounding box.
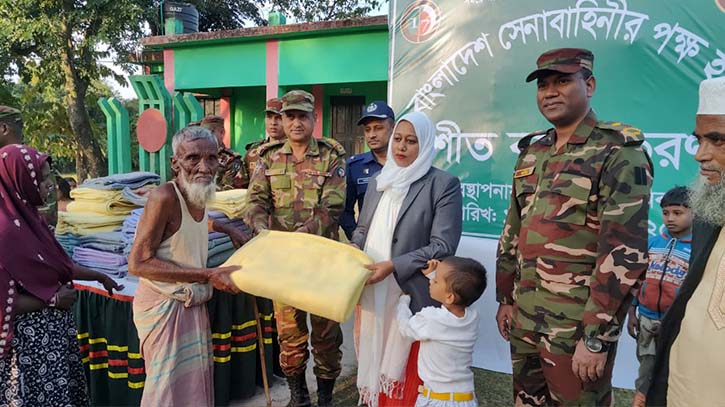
[627,186,693,407]
[397,256,487,407]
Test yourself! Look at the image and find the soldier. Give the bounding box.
[201,115,245,190]
[239,97,285,188]
[339,101,394,240]
[243,90,346,407]
[0,105,58,228]
[495,48,652,406]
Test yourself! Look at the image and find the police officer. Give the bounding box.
[239,97,286,188]
[340,101,394,240]
[243,90,346,407]
[495,48,652,405]
[201,115,245,190]
[0,105,58,228]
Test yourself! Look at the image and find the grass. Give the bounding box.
[329,368,634,406]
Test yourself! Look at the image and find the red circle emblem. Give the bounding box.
[136,109,168,153]
[400,0,442,44]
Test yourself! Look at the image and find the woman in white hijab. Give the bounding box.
[352,111,463,407]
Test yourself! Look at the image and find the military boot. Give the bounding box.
[316,377,335,407]
[286,372,311,407]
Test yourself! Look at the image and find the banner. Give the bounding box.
[389,0,725,238]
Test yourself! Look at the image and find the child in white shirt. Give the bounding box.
[397,256,487,407]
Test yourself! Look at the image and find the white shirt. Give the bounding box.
[396,295,479,393]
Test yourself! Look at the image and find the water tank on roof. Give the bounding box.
[163,1,199,35]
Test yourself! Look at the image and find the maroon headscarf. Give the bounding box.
[0,144,73,357]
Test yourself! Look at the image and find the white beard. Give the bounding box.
[177,170,216,209]
[690,174,725,226]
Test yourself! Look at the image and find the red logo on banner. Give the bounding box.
[717,0,725,12]
[400,0,442,44]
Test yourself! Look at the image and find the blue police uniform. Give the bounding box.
[340,151,384,239]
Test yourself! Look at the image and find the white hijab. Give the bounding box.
[375,111,436,197]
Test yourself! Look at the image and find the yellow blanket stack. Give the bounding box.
[56,212,129,236]
[225,230,373,323]
[67,188,137,216]
[209,189,247,219]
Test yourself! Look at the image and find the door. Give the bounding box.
[330,96,366,156]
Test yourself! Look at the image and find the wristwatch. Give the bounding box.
[584,336,610,353]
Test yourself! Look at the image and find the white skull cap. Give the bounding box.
[697,76,725,115]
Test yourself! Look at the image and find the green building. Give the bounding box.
[139,16,389,156]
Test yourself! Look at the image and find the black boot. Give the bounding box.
[316,377,335,407]
[286,372,311,407]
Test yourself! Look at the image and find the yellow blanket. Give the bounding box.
[225,230,373,322]
[56,211,127,236]
[67,188,137,216]
[209,189,247,219]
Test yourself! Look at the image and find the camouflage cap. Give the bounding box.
[265,98,283,115]
[0,106,21,122]
[280,90,314,113]
[525,48,594,82]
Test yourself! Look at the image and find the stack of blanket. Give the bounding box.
[208,189,247,219]
[56,172,161,281]
[72,247,128,278]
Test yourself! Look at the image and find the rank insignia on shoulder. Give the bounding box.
[363,168,369,175]
[514,166,535,178]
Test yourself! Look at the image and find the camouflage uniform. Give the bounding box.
[217,147,246,190]
[497,49,652,406]
[243,91,346,381]
[238,98,284,189]
[239,139,266,189]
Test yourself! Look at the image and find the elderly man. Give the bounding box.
[240,97,286,188]
[647,77,725,406]
[128,126,241,407]
[244,90,346,407]
[496,48,652,405]
[340,101,394,240]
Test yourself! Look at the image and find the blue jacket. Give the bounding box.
[635,230,692,320]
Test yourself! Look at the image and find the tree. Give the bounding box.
[9,79,119,174]
[140,0,266,35]
[269,0,384,22]
[0,0,147,179]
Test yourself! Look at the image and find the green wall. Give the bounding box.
[231,86,266,152]
[174,42,267,90]
[228,81,387,150]
[278,32,388,85]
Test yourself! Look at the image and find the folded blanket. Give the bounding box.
[81,171,160,190]
[121,186,155,207]
[78,231,126,253]
[56,212,126,236]
[225,230,373,322]
[207,248,236,268]
[208,190,247,219]
[67,188,138,216]
[73,247,128,267]
[55,233,80,257]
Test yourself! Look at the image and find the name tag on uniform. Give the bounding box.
[357,177,370,185]
[513,166,535,178]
